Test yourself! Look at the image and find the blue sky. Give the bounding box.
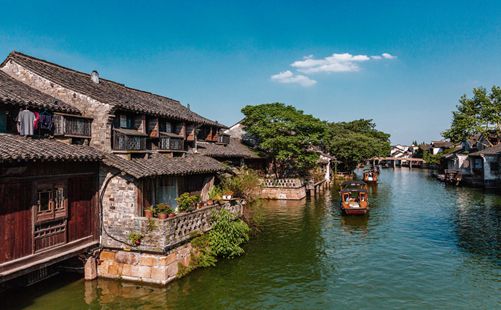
[1,1,500,144]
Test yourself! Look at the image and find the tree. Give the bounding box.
[324,120,391,170]
[443,86,501,146]
[241,103,326,178]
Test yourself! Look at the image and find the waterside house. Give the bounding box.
[0,51,243,285]
[0,72,101,284]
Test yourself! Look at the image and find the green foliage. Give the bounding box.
[241,103,325,177]
[156,203,172,215]
[208,185,222,201]
[325,119,391,170]
[209,209,250,258]
[176,193,200,212]
[443,86,501,145]
[176,210,250,278]
[128,231,143,246]
[422,150,443,165]
[146,218,156,232]
[220,168,262,202]
[191,234,218,268]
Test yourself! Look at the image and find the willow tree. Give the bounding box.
[443,86,501,146]
[241,103,326,178]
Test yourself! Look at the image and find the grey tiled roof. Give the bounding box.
[195,138,261,159]
[3,51,225,128]
[102,153,226,179]
[469,143,501,156]
[0,71,79,113]
[0,134,102,163]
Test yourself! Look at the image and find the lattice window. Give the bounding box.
[35,182,67,223]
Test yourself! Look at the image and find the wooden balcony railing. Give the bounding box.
[112,128,147,151]
[159,133,185,151]
[217,134,230,145]
[53,113,92,138]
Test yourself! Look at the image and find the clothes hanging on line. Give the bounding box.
[39,111,53,130]
[17,109,35,136]
[33,111,40,129]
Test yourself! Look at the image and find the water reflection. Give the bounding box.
[339,215,369,234]
[453,188,501,264]
[2,169,500,309]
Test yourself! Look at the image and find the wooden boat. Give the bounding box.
[339,181,369,215]
[362,169,379,183]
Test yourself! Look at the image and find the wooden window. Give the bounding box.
[34,182,67,224]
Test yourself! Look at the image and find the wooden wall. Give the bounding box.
[0,162,99,264]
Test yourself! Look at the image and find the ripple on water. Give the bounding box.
[1,168,500,309]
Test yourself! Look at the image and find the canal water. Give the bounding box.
[3,168,500,309]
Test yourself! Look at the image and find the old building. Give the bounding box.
[465,144,501,189]
[0,51,244,285]
[0,51,227,157]
[0,73,101,284]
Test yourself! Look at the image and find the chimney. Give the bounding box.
[91,70,99,84]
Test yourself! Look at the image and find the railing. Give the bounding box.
[112,130,147,151]
[102,202,244,253]
[217,134,230,145]
[262,178,303,188]
[53,114,92,138]
[159,137,184,151]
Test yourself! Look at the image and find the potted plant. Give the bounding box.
[208,185,222,206]
[222,190,234,200]
[128,232,143,247]
[176,193,200,213]
[156,203,171,219]
[144,206,155,218]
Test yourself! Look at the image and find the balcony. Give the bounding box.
[217,134,230,145]
[53,113,92,138]
[112,128,147,151]
[159,132,185,151]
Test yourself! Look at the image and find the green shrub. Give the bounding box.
[221,168,261,202]
[176,193,200,212]
[209,209,250,258]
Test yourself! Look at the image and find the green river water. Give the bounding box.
[2,168,500,309]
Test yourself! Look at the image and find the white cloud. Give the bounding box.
[290,52,396,74]
[271,70,317,87]
[382,53,396,59]
[271,51,396,87]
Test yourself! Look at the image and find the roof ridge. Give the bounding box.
[7,51,183,103]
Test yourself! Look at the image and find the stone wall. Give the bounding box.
[1,60,113,151]
[260,186,306,200]
[97,244,192,285]
[100,166,244,252]
[100,168,143,249]
[260,178,306,200]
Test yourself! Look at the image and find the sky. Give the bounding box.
[0,1,500,144]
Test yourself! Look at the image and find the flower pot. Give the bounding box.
[207,199,214,206]
[169,213,176,218]
[135,239,141,246]
[158,213,168,219]
[144,210,153,218]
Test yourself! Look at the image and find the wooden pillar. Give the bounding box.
[393,160,396,169]
[409,161,413,169]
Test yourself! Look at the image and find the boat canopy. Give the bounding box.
[340,188,368,193]
[340,180,367,189]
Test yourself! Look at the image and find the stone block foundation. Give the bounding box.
[97,243,192,285]
[260,186,306,200]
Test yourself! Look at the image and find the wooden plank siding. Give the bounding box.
[0,162,99,268]
[0,181,33,264]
